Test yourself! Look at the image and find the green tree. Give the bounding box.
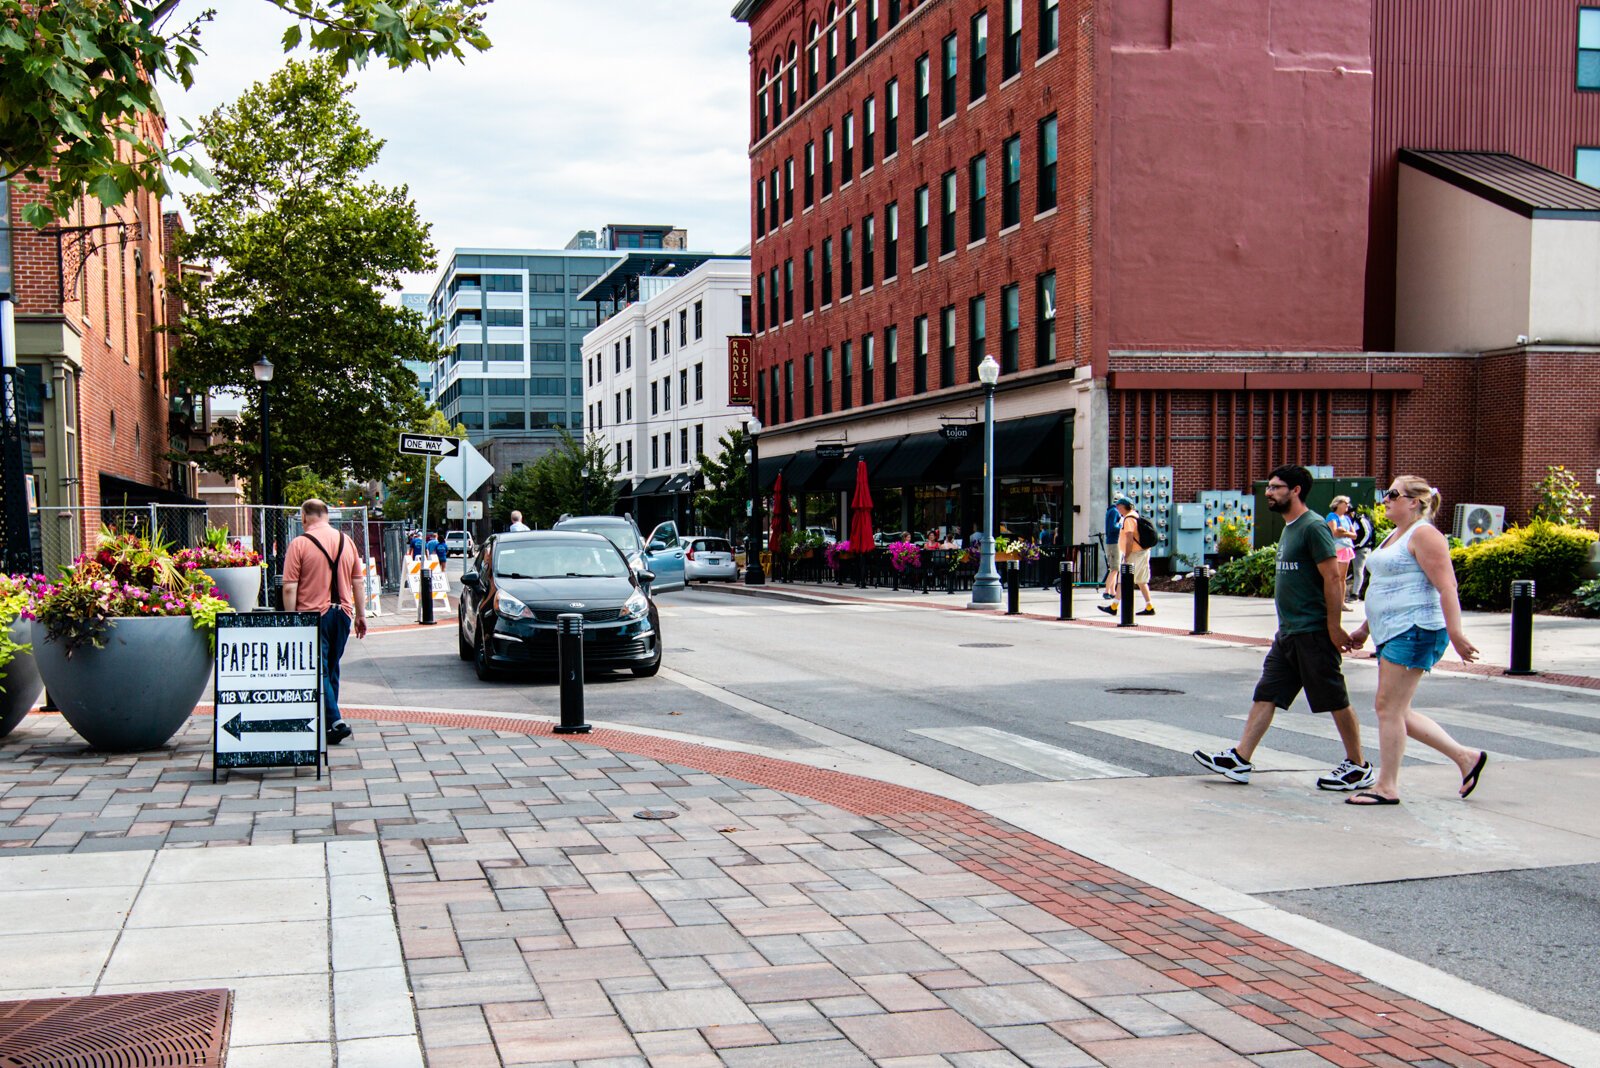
[1532,465,1595,527]
[383,409,469,529]
[279,466,341,507]
[0,0,492,226]
[693,427,749,540]
[494,433,620,529]
[168,59,438,499]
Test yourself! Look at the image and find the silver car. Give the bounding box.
[685,536,738,583]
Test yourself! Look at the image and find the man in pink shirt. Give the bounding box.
[282,499,367,745]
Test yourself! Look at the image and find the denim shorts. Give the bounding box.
[1376,625,1450,671]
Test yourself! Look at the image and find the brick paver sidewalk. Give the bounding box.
[0,709,1571,1067]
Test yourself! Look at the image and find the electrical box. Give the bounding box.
[1172,503,1207,569]
[1198,490,1255,555]
[1110,466,1174,558]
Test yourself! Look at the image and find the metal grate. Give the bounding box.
[0,989,232,1068]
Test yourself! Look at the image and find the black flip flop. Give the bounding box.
[1460,751,1488,799]
[1345,791,1400,806]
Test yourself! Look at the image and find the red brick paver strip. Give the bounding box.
[0,708,1575,1067]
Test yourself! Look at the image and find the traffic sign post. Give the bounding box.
[398,433,460,459]
[439,438,493,576]
[399,434,463,623]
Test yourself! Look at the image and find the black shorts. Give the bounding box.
[1253,630,1350,713]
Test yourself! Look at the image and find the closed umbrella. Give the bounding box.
[770,472,791,556]
[848,459,874,551]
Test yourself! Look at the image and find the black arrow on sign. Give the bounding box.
[222,713,315,741]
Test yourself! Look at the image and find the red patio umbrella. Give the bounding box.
[769,471,791,553]
[848,459,874,551]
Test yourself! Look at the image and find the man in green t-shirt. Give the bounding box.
[1193,465,1373,791]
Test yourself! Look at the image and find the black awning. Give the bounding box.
[610,479,632,499]
[755,452,791,491]
[661,474,694,493]
[778,450,823,491]
[99,473,204,508]
[633,476,669,495]
[953,413,1066,479]
[823,438,903,491]
[874,432,956,486]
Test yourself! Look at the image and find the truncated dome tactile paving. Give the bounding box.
[0,989,232,1068]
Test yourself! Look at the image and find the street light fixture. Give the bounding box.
[252,356,275,507]
[970,355,1002,606]
[743,416,766,585]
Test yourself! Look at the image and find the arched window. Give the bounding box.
[757,68,769,137]
[808,21,820,95]
[771,53,784,122]
[787,43,799,106]
[826,4,839,80]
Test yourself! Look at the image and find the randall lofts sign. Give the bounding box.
[213,612,324,781]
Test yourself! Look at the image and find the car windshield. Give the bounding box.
[494,542,630,580]
[556,521,641,555]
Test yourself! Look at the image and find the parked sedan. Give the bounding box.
[553,515,686,592]
[457,532,661,680]
[685,537,738,582]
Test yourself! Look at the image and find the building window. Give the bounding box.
[913,314,928,393]
[805,141,816,207]
[841,225,854,297]
[694,362,703,400]
[772,61,784,124]
[847,5,858,62]
[769,266,780,326]
[756,276,766,331]
[625,336,632,366]
[783,259,795,321]
[614,342,621,374]
[914,55,930,137]
[616,442,623,466]
[680,368,689,406]
[488,410,525,431]
[888,0,901,27]
[863,97,876,169]
[626,388,633,419]
[1037,114,1058,212]
[805,247,816,313]
[885,201,899,278]
[651,381,659,415]
[971,10,988,100]
[913,185,929,267]
[757,369,767,422]
[823,127,835,197]
[1578,147,1600,186]
[769,167,780,232]
[652,436,660,469]
[885,77,900,155]
[822,347,834,414]
[694,300,703,339]
[867,0,879,46]
[695,422,704,460]
[615,393,622,422]
[822,237,834,305]
[1002,134,1021,228]
[680,427,689,465]
[968,293,986,380]
[1001,283,1019,373]
[1003,0,1022,79]
[651,325,659,359]
[663,318,671,354]
[842,113,855,184]
[862,332,876,404]
[1036,270,1056,364]
[758,75,769,138]
[841,339,854,410]
[969,154,987,242]
[808,22,820,95]
[1583,11,1600,89]
[626,440,633,468]
[941,33,958,121]
[784,158,795,221]
[884,324,898,400]
[784,360,795,421]
[666,433,673,466]
[827,11,838,79]
[771,365,781,422]
[940,170,957,255]
[679,309,688,347]
[756,177,766,233]
[940,305,957,387]
[741,296,751,334]
[1040,0,1059,56]
[861,213,876,287]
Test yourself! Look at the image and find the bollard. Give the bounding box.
[1006,564,1020,614]
[1119,563,1136,627]
[1059,560,1073,620]
[1507,579,1536,675]
[554,614,591,733]
[1192,566,1211,635]
[418,566,436,625]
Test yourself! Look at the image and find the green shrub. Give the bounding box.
[1213,544,1277,598]
[1577,578,1600,615]
[1451,520,1598,608]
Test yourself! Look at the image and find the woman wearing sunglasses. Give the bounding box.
[1343,476,1486,806]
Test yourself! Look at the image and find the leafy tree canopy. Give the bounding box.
[0,0,493,226]
[168,58,438,498]
[693,427,749,540]
[494,433,621,530]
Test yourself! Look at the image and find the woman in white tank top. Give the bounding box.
[1342,476,1485,806]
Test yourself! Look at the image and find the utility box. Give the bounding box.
[1110,466,1174,558]
[1172,503,1206,569]
[1252,477,1375,547]
[1199,490,1255,555]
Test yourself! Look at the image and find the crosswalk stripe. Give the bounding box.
[1226,714,1525,764]
[689,606,754,616]
[765,605,827,614]
[1414,707,1600,754]
[1071,719,1328,772]
[1510,701,1600,725]
[911,726,1144,781]
[833,604,899,612]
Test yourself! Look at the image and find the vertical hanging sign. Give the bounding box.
[213,612,324,781]
[728,336,753,406]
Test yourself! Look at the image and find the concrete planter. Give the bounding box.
[0,617,42,740]
[32,615,211,751]
[202,565,261,612]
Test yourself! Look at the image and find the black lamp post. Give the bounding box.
[253,356,275,505]
[743,418,765,585]
[970,355,1003,607]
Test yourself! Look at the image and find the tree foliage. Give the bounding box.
[1532,465,1595,527]
[168,58,438,498]
[382,409,469,529]
[0,0,493,226]
[494,433,621,529]
[692,427,749,540]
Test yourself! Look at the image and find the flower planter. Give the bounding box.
[202,565,261,612]
[32,616,211,751]
[0,618,42,740]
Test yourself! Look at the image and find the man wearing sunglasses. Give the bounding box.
[1193,465,1373,790]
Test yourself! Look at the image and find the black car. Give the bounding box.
[457,531,662,680]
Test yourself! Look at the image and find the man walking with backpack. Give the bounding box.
[1098,495,1157,617]
[282,499,366,746]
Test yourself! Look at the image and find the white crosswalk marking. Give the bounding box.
[1415,707,1600,754]
[912,726,1145,781]
[690,606,754,617]
[1510,701,1600,725]
[1071,719,1328,772]
[765,605,827,614]
[833,604,899,612]
[1226,714,1525,764]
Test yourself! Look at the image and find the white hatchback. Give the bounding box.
[685,537,738,583]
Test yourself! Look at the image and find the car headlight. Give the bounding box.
[619,590,649,620]
[495,590,533,620]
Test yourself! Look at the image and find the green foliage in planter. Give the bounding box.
[1576,578,1600,615]
[1212,544,1278,598]
[1451,520,1599,609]
[0,575,35,693]
[1216,518,1252,562]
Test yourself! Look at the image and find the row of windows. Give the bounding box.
[648,365,708,415]
[647,424,709,471]
[647,300,706,362]
[753,271,1057,426]
[453,410,571,432]
[447,272,604,294]
[437,379,580,410]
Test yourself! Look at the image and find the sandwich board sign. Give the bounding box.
[213,612,324,782]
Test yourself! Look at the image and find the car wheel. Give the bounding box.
[631,657,661,678]
[458,618,473,660]
[474,630,502,682]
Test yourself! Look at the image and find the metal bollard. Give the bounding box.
[1192,566,1211,635]
[1507,579,1536,676]
[418,566,436,625]
[1059,560,1073,620]
[1006,564,1020,614]
[554,613,591,733]
[1119,563,1136,627]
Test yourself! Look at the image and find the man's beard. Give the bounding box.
[1267,496,1290,514]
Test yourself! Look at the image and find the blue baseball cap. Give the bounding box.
[1114,495,1135,507]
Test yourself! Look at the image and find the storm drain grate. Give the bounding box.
[959,643,1013,649]
[1106,686,1185,696]
[0,989,232,1068]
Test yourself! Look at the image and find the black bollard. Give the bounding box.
[1059,560,1073,620]
[554,613,591,733]
[1507,579,1536,675]
[418,566,436,625]
[1192,566,1211,635]
[1119,563,1136,627]
[1006,564,1020,614]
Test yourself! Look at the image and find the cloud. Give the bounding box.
[166,0,753,294]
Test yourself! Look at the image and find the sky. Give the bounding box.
[164,0,754,297]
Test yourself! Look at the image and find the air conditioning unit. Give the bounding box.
[1453,504,1505,546]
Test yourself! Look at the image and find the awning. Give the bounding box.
[633,476,669,495]
[952,413,1066,479]
[778,450,849,493]
[873,432,957,486]
[823,438,902,491]
[661,473,694,493]
[99,473,204,508]
[610,478,632,499]
[755,452,790,491]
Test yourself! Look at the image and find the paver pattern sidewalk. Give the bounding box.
[0,709,1572,1066]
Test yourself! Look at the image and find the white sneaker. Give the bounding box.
[1192,748,1253,784]
[1316,759,1375,791]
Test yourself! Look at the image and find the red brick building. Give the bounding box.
[734,0,1600,549]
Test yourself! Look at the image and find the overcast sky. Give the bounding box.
[165,1,752,296]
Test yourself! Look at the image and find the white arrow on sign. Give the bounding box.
[439,437,493,499]
[399,433,460,458]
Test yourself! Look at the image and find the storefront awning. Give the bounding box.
[755,452,790,491]
[633,476,669,496]
[777,449,850,493]
[872,432,956,486]
[952,413,1066,479]
[99,473,204,508]
[822,437,903,491]
[661,473,694,493]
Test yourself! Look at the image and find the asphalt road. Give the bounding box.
[342,585,1600,1034]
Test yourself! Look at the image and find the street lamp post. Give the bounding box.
[969,355,1002,606]
[253,356,276,608]
[743,417,766,585]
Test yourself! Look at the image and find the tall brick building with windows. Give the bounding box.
[735,0,1600,550]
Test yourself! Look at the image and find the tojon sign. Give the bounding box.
[213,612,324,781]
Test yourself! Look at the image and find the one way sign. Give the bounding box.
[399,433,460,458]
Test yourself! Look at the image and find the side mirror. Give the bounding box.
[639,570,657,585]
[460,572,481,590]
[647,540,668,553]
